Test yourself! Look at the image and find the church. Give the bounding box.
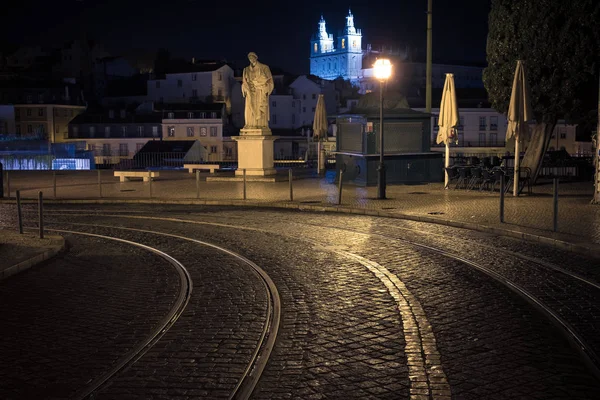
[310,10,363,82]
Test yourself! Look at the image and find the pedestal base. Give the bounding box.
[233,129,278,176]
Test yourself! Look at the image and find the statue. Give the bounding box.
[242,52,274,129]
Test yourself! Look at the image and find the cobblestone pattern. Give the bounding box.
[0,234,180,400]
[50,214,412,399]
[55,226,270,399]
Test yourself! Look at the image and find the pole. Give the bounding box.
[337,170,344,205]
[97,169,102,198]
[500,171,505,223]
[553,177,559,232]
[243,168,247,200]
[38,191,44,239]
[594,68,600,204]
[196,170,200,199]
[149,175,153,198]
[377,79,386,199]
[513,137,519,196]
[289,168,293,201]
[16,190,23,234]
[317,140,321,175]
[6,171,10,198]
[444,142,450,188]
[425,0,433,113]
[53,170,57,198]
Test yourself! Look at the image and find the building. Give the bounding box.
[310,11,363,82]
[0,105,16,136]
[66,106,162,165]
[147,61,234,105]
[157,102,233,161]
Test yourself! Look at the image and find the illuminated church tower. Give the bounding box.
[310,10,363,82]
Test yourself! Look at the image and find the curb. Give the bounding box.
[0,235,66,281]
[2,197,599,259]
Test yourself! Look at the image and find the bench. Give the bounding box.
[184,164,221,174]
[114,171,160,182]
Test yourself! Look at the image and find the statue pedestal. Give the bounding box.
[233,128,278,176]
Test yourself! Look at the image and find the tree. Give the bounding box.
[483,0,600,183]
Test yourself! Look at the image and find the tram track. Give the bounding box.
[21,222,281,400]
[41,209,600,381]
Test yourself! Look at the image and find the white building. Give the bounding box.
[0,105,16,136]
[147,62,234,105]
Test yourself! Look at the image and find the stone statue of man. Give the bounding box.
[242,52,274,129]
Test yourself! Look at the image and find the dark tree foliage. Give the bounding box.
[483,0,600,125]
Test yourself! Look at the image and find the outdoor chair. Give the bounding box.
[480,169,494,191]
[444,167,459,189]
[455,167,471,189]
[468,167,483,190]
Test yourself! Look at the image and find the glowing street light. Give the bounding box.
[373,59,392,199]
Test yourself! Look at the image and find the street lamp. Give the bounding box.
[374,58,392,199]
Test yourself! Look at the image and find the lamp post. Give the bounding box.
[374,59,392,199]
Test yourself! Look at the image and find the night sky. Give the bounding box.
[1,0,490,74]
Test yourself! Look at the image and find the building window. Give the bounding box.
[187,127,195,137]
[16,125,21,134]
[27,109,32,117]
[38,125,45,134]
[168,112,174,119]
[479,116,487,130]
[109,110,115,119]
[192,74,197,81]
[210,127,217,137]
[200,127,207,136]
[191,89,197,98]
[312,94,316,99]
[217,88,222,97]
[105,126,111,136]
[38,108,44,116]
[353,40,356,48]
[218,72,222,81]
[314,43,318,52]
[121,126,127,136]
[177,79,183,87]
[119,143,128,157]
[102,144,111,156]
[26,95,32,103]
[272,101,276,107]
[156,81,160,88]
[490,116,498,131]
[210,145,218,153]
[90,126,96,136]
[188,112,194,119]
[489,132,498,146]
[152,126,158,136]
[559,127,566,139]
[342,38,345,48]
[137,126,144,136]
[168,126,175,137]
[38,94,43,103]
[303,107,306,113]
[272,114,277,124]
[478,132,486,146]
[200,112,207,118]
[211,112,217,118]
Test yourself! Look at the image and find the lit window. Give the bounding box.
[314,43,318,52]
[353,40,356,48]
[152,126,158,136]
[187,127,195,137]
[341,39,345,49]
[210,145,218,153]
[200,127,207,136]
[168,126,175,137]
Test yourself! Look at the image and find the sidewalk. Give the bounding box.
[1,169,599,258]
[0,229,65,280]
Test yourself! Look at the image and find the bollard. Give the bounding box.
[553,177,559,232]
[196,170,200,199]
[499,171,505,223]
[289,169,293,201]
[149,175,153,198]
[38,191,44,239]
[16,190,23,234]
[6,171,10,198]
[243,169,247,200]
[337,170,344,205]
[53,170,57,198]
[97,169,102,198]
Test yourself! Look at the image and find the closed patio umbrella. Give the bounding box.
[506,60,533,196]
[437,73,459,189]
[313,94,328,174]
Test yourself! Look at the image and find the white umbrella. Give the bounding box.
[506,60,533,196]
[437,73,459,189]
[313,94,328,174]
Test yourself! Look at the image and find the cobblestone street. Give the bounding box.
[1,203,599,399]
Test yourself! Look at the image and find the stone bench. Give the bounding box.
[184,164,221,174]
[114,171,160,182]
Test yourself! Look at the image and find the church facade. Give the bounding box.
[310,10,363,82]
